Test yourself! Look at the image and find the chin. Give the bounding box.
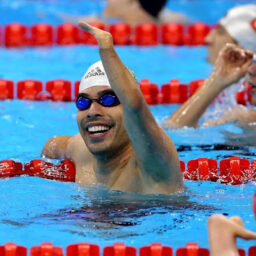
[85,140,114,156]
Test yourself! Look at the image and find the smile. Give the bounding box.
[86,124,112,138]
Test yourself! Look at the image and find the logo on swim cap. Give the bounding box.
[79,61,111,92]
[251,18,256,32]
[84,67,105,79]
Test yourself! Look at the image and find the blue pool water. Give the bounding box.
[1,0,256,252]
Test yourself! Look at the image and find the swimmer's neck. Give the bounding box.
[122,9,155,26]
[93,143,133,186]
[104,3,155,26]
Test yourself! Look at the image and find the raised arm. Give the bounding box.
[165,44,253,128]
[208,214,256,256]
[78,21,182,190]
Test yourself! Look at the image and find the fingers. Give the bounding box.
[78,20,95,33]
[77,20,113,48]
[222,44,253,65]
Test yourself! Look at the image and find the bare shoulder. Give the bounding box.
[41,135,72,159]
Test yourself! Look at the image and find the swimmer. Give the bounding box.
[164,5,256,128]
[57,0,189,26]
[206,4,256,64]
[165,43,255,128]
[42,22,183,194]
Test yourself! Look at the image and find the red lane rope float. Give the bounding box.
[0,242,253,256]
[17,80,43,100]
[176,243,209,256]
[1,22,212,47]
[0,78,249,106]
[0,157,256,185]
[160,79,188,104]
[140,79,159,105]
[249,247,256,256]
[30,243,63,256]
[185,22,211,46]
[0,160,23,178]
[24,159,76,182]
[184,157,256,185]
[104,243,136,256]
[140,243,173,256]
[4,23,27,47]
[162,23,184,45]
[0,79,14,100]
[30,24,53,46]
[67,243,100,256]
[46,80,72,101]
[0,243,27,256]
[134,23,158,46]
[109,23,132,45]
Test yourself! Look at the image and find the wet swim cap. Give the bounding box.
[219,4,256,53]
[138,0,167,18]
[79,61,111,92]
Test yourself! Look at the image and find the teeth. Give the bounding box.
[88,125,110,133]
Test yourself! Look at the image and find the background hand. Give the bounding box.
[78,20,113,48]
[211,43,253,89]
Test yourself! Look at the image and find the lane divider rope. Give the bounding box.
[1,156,256,185]
[0,79,251,106]
[0,22,212,47]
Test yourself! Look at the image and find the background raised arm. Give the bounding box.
[165,44,253,128]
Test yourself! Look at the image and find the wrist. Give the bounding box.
[204,74,229,93]
[97,33,114,49]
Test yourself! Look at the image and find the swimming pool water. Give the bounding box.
[1,0,256,252]
[1,45,256,250]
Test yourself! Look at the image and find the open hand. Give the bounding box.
[211,43,253,89]
[78,20,113,49]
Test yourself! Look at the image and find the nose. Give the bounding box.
[205,29,214,45]
[86,101,103,119]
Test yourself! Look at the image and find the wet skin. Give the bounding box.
[248,62,256,105]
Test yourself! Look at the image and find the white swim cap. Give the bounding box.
[219,4,256,53]
[79,61,111,92]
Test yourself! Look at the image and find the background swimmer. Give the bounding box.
[206,4,256,64]
[165,44,254,128]
[57,0,189,25]
[42,22,183,195]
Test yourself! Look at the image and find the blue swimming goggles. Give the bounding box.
[76,91,120,110]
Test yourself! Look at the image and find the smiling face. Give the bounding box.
[205,24,236,64]
[76,86,130,156]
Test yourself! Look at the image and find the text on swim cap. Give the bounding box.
[84,67,105,79]
[251,17,256,32]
